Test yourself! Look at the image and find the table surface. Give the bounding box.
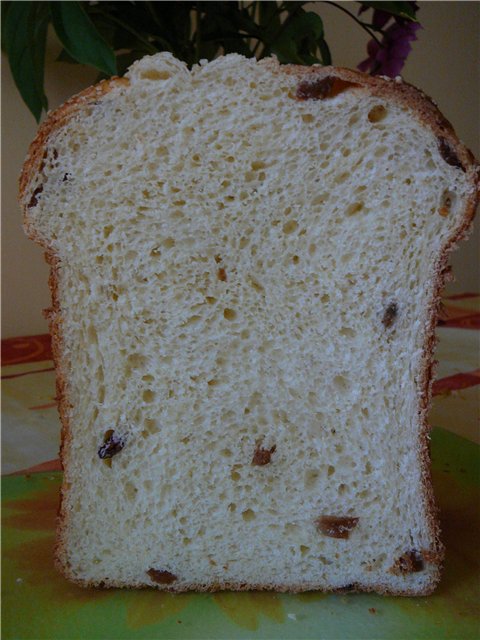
[2,293,479,639]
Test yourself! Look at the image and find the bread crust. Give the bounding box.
[51,576,440,597]
[19,57,479,595]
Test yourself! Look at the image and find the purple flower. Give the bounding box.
[357,4,422,77]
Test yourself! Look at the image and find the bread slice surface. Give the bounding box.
[20,53,479,594]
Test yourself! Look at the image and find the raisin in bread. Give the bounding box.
[20,53,479,595]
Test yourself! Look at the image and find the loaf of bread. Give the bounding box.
[20,53,479,595]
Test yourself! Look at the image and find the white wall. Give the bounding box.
[2,2,479,338]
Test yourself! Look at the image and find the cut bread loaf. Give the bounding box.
[20,53,479,595]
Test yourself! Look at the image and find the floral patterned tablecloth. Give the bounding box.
[2,294,479,639]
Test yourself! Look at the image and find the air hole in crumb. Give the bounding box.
[223,308,237,321]
[368,105,388,123]
[346,202,364,216]
[183,315,202,326]
[300,545,310,556]
[339,326,356,338]
[124,481,138,500]
[335,172,349,185]
[302,113,315,123]
[305,470,320,489]
[333,375,349,391]
[140,69,171,80]
[128,353,147,369]
[283,220,298,234]
[249,277,264,293]
[327,465,335,476]
[143,389,155,403]
[312,194,327,206]
[144,418,160,435]
[242,509,256,522]
[292,255,300,264]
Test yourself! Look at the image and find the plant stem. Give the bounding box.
[145,1,163,30]
[96,7,161,54]
[323,1,384,47]
[260,1,304,59]
[195,1,202,62]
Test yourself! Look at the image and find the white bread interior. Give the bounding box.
[20,53,478,594]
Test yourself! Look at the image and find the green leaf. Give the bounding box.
[1,2,13,50]
[270,11,324,65]
[49,1,117,76]
[3,1,49,122]
[358,2,418,21]
[56,48,79,64]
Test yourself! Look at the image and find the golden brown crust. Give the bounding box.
[42,250,73,570]
[20,57,479,595]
